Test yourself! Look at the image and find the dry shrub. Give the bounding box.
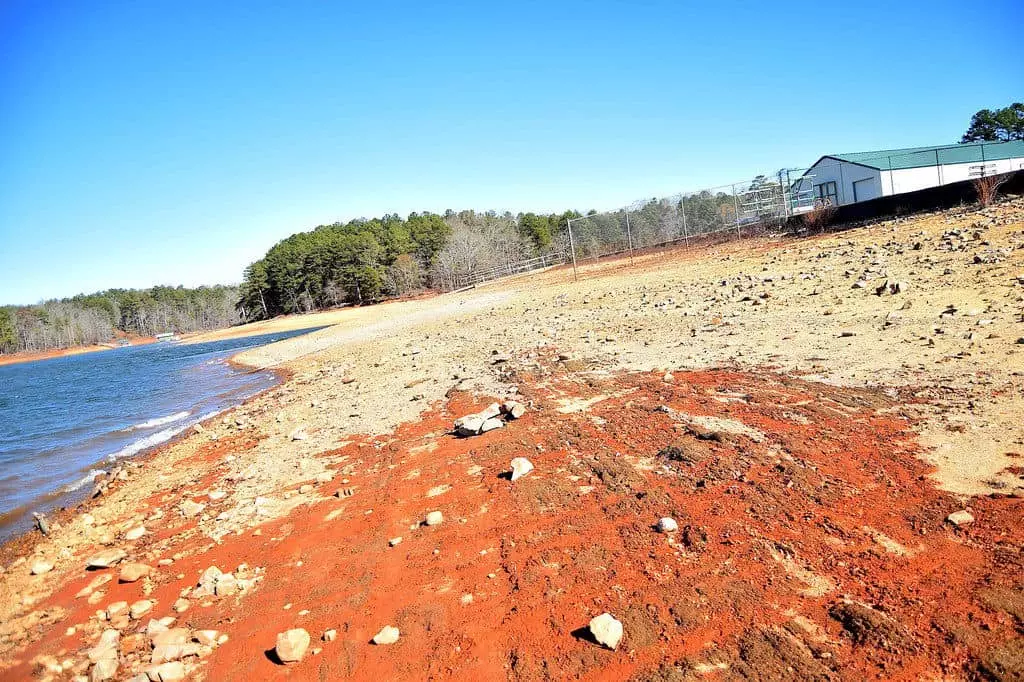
[973,174,1009,207]
[803,203,837,232]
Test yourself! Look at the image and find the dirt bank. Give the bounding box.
[1,199,1022,681]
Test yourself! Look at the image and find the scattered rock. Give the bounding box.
[30,559,53,575]
[389,537,403,547]
[502,400,526,419]
[424,511,444,526]
[86,549,126,569]
[289,428,308,441]
[90,657,118,681]
[299,484,314,494]
[179,500,205,518]
[275,628,311,663]
[588,612,623,650]
[124,525,146,541]
[323,629,337,642]
[119,563,152,583]
[657,517,678,533]
[510,457,534,482]
[947,510,975,527]
[479,417,504,433]
[372,625,400,645]
[130,599,154,619]
[147,661,186,681]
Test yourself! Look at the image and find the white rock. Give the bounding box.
[179,500,205,518]
[502,400,526,419]
[86,549,126,569]
[389,537,403,547]
[130,599,154,619]
[947,510,975,526]
[479,402,502,420]
[424,511,443,526]
[90,657,118,681]
[275,628,310,662]
[479,417,504,433]
[323,629,337,642]
[31,560,53,575]
[208,491,227,501]
[124,526,146,541]
[657,517,678,533]
[510,458,534,482]
[454,414,485,436]
[372,625,400,645]
[148,661,186,681]
[588,612,623,650]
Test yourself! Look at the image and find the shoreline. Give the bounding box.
[0,349,292,559]
[0,337,160,368]
[1,200,1021,680]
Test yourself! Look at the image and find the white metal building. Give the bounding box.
[796,140,1024,207]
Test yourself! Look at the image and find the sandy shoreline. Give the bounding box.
[2,200,1022,681]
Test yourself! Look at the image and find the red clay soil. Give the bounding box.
[7,364,1023,681]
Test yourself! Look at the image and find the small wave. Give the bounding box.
[64,469,105,492]
[107,423,191,460]
[123,410,191,432]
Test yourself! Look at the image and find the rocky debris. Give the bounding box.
[502,400,526,419]
[30,559,53,575]
[32,511,50,536]
[372,625,400,645]
[90,658,118,681]
[389,537,403,547]
[119,563,152,583]
[172,598,190,613]
[875,279,909,296]
[88,628,120,663]
[179,500,205,518]
[829,600,911,653]
[455,400,526,436]
[657,517,679,533]
[146,661,186,681]
[947,510,975,527]
[289,427,308,441]
[509,457,534,482]
[588,613,623,650]
[275,628,310,662]
[323,629,337,642]
[86,549,126,569]
[130,599,154,619]
[77,573,112,598]
[424,511,444,526]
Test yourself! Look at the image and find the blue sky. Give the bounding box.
[1,1,1021,304]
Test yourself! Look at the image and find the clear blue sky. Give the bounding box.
[1,1,1021,304]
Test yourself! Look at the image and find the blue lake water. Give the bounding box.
[0,328,321,541]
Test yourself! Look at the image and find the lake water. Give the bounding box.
[0,328,320,542]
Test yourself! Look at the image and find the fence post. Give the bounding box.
[732,185,741,237]
[624,210,634,265]
[936,149,942,185]
[680,199,690,247]
[566,218,579,282]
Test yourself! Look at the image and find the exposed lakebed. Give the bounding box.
[0,327,322,541]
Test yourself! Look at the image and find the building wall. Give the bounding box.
[805,159,881,206]
[880,156,1024,195]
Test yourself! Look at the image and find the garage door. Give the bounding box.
[852,178,879,203]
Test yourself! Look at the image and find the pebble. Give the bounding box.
[323,629,337,642]
[424,511,444,526]
[372,625,400,645]
[588,612,624,650]
[389,537,403,547]
[275,628,311,663]
[657,517,678,533]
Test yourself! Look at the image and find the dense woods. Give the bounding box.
[0,286,241,355]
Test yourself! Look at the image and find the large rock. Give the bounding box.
[90,658,118,681]
[180,500,205,518]
[454,414,486,436]
[147,661,186,682]
[588,612,623,650]
[275,628,310,663]
[424,511,443,526]
[30,559,53,575]
[502,400,526,419]
[88,629,120,663]
[372,625,400,645]
[130,599,154,619]
[87,549,126,569]
[947,510,975,527]
[479,417,504,433]
[657,517,678,533]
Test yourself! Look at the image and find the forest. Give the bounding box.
[0,286,241,355]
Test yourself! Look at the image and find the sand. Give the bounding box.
[1,198,1022,681]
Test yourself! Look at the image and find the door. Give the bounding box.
[852,178,879,203]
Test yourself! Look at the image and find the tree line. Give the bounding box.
[0,285,241,355]
[236,209,581,320]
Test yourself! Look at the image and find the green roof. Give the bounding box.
[827,140,1024,170]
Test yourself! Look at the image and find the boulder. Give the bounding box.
[479,417,504,433]
[147,661,186,682]
[588,612,623,650]
[372,625,400,645]
[424,511,443,526]
[130,599,154,619]
[275,628,310,663]
[322,629,337,642]
[510,458,534,482]
[90,658,118,681]
[502,400,526,419]
[454,414,486,436]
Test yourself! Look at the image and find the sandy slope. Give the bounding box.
[1,199,1022,681]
